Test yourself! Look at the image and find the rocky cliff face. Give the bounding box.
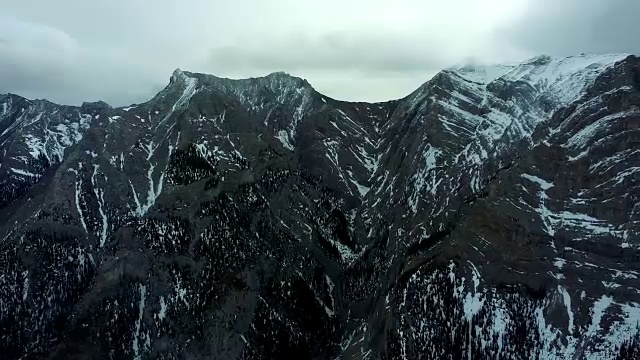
[1,54,639,360]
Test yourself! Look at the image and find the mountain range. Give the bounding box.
[1,53,639,359]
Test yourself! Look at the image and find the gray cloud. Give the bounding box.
[208,32,449,74]
[0,16,168,106]
[205,32,452,101]
[504,0,640,56]
[0,1,637,106]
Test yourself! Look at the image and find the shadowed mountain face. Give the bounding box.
[0,54,639,360]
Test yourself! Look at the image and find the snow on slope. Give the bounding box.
[401,54,629,219]
[450,54,628,106]
[450,63,515,84]
[501,53,629,105]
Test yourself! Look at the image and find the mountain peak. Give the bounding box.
[0,93,28,103]
[170,68,193,85]
[263,71,309,84]
[523,54,552,66]
[266,71,292,78]
[166,68,309,90]
[262,71,311,88]
[81,100,111,110]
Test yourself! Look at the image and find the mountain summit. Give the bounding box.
[1,54,639,359]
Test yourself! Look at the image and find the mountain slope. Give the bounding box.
[0,53,638,360]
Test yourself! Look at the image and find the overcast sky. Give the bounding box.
[1,0,638,106]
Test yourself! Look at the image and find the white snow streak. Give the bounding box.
[10,167,39,178]
[276,130,294,151]
[558,286,575,334]
[521,174,554,190]
[91,165,109,247]
[158,73,197,128]
[132,284,147,360]
[586,295,613,341]
[346,169,370,197]
[408,145,442,213]
[68,167,88,233]
[158,296,167,321]
[565,110,640,151]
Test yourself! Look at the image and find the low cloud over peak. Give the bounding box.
[0,0,637,106]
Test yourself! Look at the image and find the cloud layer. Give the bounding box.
[0,1,637,105]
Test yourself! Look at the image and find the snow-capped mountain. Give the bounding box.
[0,53,638,359]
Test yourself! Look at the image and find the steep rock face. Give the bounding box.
[373,55,640,360]
[0,96,104,209]
[0,54,638,360]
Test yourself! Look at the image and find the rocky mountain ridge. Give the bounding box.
[0,53,638,359]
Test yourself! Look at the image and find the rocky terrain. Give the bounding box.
[0,53,639,359]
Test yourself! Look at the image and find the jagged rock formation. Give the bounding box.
[1,54,639,359]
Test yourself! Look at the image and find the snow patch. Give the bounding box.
[346,169,370,197]
[10,167,39,178]
[276,130,294,151]
[158,296,167,321]
[521,174,554,190]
